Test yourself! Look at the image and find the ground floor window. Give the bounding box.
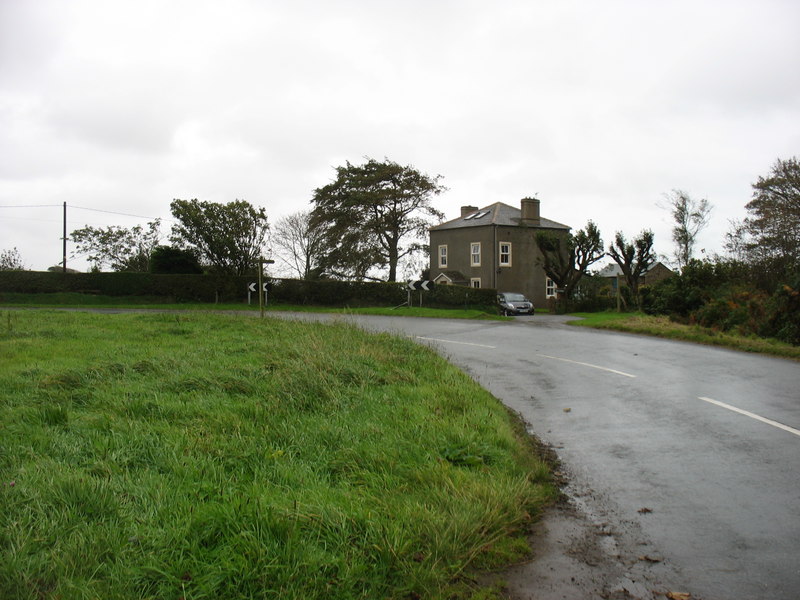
[470,277,481,288]
[546,277,556,298]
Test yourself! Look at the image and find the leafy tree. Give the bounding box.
[737,157,800,288]
[0,247,25,270]
[607,230,656,308]
[310,157,445,282]
[70,220,161,272]
[272,210,325,280]
[170,199,269,276]
[149,246,203,274]
[536,221,604,311]
[661,190,712,269]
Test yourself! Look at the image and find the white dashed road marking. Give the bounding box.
[699,396,800,437]
[414,336,497,349]
[536,353,637,378]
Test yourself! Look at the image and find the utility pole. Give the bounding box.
[62,202,67,273]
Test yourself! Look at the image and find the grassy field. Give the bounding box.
[570,311,800,360]
[0,310,554,600]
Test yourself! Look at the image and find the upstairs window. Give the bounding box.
[499,242,512,267]
[438,245,448,268]
[470,242,481,266]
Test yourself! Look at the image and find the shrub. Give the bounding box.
[760,277,800,345]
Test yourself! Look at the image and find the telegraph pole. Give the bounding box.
[62,202,67,273]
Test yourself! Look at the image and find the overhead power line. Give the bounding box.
[0,204,62,209]
[70,205,167,221]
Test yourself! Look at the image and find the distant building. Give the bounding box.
[428,198,570,307]
[596,261,674,291]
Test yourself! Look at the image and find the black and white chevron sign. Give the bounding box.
[407,280,435,291]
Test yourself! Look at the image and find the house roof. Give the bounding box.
[429,202,570,232]
[597,261,674,277]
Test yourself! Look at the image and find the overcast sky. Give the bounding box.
[1,0,798,273]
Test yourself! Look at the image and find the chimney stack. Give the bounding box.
[520,197,541,225]
[461,205,479,217]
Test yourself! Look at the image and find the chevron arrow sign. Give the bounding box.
[407,280,435,291]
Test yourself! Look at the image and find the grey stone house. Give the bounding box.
[428,198,570,307]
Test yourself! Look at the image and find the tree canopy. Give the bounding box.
[170,199,269,276]
[309,158,445,282]
[536,221,604,309]
[70,220,161,272]
[745,158,800,279]
[607,229,656,307]
[149,246,203,274]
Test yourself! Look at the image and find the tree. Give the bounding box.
[309,157,445,282]
[170,199,269,276]
[743,157,800,282]
[607,230,656,308]
[0,247,25,270]
[661,189,712,269]
[536,221,604,310]
[70,220,161,272]
[271,211,325,280]
[149,246,203,274]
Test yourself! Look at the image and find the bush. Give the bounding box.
[150,246,203,274]
[760,277,800,345]
[0,271,498,311]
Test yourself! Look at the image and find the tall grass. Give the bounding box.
[0,310,554,599]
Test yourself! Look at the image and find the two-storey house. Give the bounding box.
[429,198,570,307]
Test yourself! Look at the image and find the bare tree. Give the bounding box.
[661,190,712,269]
[271,210,325,280]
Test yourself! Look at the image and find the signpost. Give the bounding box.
[255,258,275,317]
[405,280,435,307]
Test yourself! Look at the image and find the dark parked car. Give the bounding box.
[497,292,534,316]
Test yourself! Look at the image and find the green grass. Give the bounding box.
[0,293,503,320]
[0,310,554,599]
[570,311,800,360]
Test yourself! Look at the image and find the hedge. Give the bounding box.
[0,271,497,311]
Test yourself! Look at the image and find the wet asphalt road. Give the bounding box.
[297,312,800,600]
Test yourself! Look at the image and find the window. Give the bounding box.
[438,245,448,268]
[546,277,556,298]
[470,277,481,288]
[470,242,481,266]
[499,242,511,266]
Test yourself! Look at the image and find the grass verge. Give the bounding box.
[0,310,554,599]
[570,312,800,360]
